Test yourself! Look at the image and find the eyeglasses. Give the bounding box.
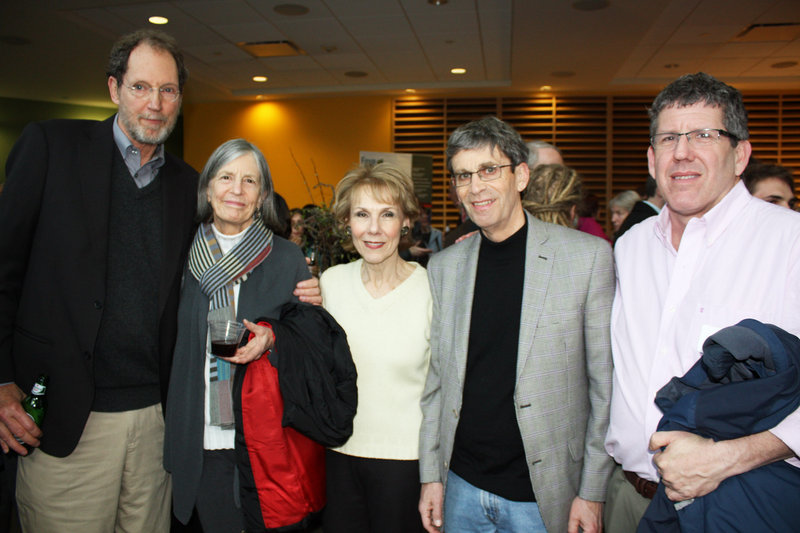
[451,164,512,188]
[650,128,737,149]
[124,81,181,102]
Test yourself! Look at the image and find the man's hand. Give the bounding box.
[455,231,478,244]
[567,496,602,533]
[0,383,41,455]
[650,430,730,501]
[651,429,795,502]
[294,277,321,306]
[419,482,443,532]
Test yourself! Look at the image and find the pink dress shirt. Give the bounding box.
[606,180,800,481]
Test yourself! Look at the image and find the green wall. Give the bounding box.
[0,97,184,183]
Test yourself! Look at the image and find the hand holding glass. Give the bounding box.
[208,320,247,358]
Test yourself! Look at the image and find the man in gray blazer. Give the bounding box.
[418,116,614,532]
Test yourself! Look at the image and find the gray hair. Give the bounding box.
[196,139,280,230]
[649,72,748,145]
[608,190,640,213]
[446,116,529,175]
[526,140,561,168]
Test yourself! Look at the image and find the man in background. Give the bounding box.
[605,72,800,531]
[527,140,564,168]
[742,160,797,210]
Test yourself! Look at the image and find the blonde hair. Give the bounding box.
[332,162,419,250]
[523,164,583,227]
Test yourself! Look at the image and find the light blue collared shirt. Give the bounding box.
[112,114,165,189]
[642,200,661,214]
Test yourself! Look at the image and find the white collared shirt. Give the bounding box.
[606,180,800,481]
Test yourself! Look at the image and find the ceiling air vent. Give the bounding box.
[237,40,305,58]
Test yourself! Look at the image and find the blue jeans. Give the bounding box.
[444,471,547,532]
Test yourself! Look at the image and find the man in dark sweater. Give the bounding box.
[419,117,614,532]
[0,30,319,532]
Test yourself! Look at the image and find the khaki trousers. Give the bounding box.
[603,464,652,533]
[16,404,171,533]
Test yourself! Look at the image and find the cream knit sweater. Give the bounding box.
[320,259,432,460]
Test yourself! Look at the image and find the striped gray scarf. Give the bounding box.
[188,218,273,427]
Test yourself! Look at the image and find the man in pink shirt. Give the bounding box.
[604,72,800,531]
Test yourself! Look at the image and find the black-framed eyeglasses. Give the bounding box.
[124,81,181,102]
[450,164,513,188]
[650,128,737,149]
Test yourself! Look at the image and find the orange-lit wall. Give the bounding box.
[183,96,393,209]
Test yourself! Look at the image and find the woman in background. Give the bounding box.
[576,192,611,243]
[320,163,431,533]
[608,189,640,233]
[289,207,307,247]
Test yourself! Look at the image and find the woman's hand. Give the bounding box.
[219,319,273,364]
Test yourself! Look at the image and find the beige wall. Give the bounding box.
[183,95,393,209]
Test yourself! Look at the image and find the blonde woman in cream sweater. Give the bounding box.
[320,163,432,533]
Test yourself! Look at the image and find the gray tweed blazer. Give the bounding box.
[419,212,615,532]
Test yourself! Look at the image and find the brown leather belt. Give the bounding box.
[623,470,658,500]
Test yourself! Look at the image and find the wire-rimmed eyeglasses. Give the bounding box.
[124,81,181,102]
[650,128,737,149]
[450,164,513,188]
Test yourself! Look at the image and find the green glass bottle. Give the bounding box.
[22,375,48,427]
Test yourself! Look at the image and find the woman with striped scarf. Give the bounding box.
[164,139,319,533]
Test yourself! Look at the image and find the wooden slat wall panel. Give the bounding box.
[778,95,800,192]
[392,93,800,233]
[608,97,652,231]
[554,97,608,228]
[747,95,782,163]
[392,98,451,228]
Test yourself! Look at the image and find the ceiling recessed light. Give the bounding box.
[428,0,448,5]
[148,16,168,25]
[450,67,466,75]
[344,70,368,78]
[405,88,416,93]
[274,4,310,16]
[540,85,552,91]
[771,61,798,69]
[252,76,268,82]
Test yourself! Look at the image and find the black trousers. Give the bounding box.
[195,449,245,533]
[323,450,425,533]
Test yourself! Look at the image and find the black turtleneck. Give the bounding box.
[450,219,535,502]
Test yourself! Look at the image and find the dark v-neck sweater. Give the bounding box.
[450,220,535,502]
[92,149,163,411]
